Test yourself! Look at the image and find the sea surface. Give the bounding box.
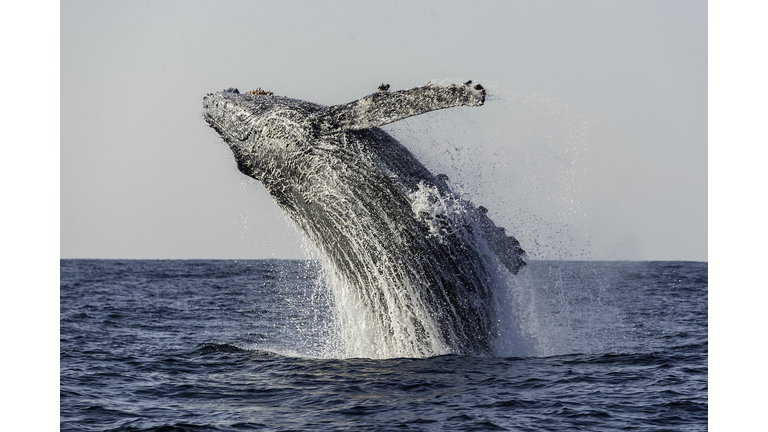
[60,259,707,431]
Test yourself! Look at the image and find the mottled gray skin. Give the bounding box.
[204,82,526,356]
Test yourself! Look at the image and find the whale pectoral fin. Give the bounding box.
[475,209,527,275]
[311,82,486,132]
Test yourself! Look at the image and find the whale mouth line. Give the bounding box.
[205,115,241,144]
[204,107,257,145]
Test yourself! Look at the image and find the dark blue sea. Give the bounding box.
[60,259,707,431]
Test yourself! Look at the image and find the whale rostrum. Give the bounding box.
[204,81,526,357]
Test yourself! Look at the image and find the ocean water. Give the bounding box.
[60,259,707,431]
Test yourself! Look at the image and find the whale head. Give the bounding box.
[203,88,325,145]
[204,88,326,183]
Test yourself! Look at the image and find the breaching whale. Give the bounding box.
[203,81,526,357]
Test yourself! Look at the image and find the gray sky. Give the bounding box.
[60,0,707,261]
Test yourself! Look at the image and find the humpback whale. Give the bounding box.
[204,82,526,357]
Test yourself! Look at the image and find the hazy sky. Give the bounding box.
[60,0,707,261]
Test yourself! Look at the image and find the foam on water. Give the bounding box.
[298,257,635,359]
